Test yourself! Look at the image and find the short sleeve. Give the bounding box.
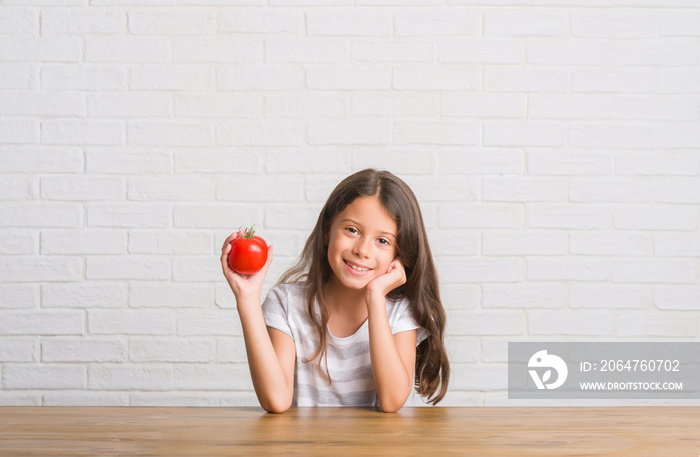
[261,285,294,340]
[388,297,429,346]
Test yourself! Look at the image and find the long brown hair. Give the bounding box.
[277,169,450,405]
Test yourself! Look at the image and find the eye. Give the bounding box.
[377,238,390,246]
[345,227,359,235]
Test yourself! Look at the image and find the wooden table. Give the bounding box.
[0,406,698,456]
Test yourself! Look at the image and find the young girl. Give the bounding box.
[221,169,449,413]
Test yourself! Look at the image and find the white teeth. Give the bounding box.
[348,263,369,272]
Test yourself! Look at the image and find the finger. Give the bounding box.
[221,232,239,252]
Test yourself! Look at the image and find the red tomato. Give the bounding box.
[227,226,268,275]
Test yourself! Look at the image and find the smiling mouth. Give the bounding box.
[344,260,371,272]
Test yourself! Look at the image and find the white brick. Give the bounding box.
[615,312,696,337]
[529,310,614,336]
[265,38,347,63]
[484,122,567,147]
[656,178,700,204]
[395,10,480,36]
[573,68,654,93]
[0,175,35,201]
[128,122,213,147]
[175,93,259,119]
[483,283,566,309]
[86,256,170,280]
[216,121,303,147]
[0,92,85,116]
[615,96,697,121]
[528,40,612,65]
[0,310,83,336]
[569,284,652,309]
[352,39,435,63]
[405,175,479,202]
[447,337,479,363]
[41,176,125,201]
[570,231,652,256]
[569,123,653,149]
[442,93,526,118]
[88,310,174,335]
[440,203,524,229]
[0,284,38,308]
[449,364,508,392]
[657,123,700,148]
[614,206,697,231]
[174,364,252,391]
[483,231,568,256]
[86,151,172,174]
[571,12,657,38]
[173,204,262,229]
[0,203,82,228]
[265,204,322,230]
[0,339,36,362]
[130,65,213,91]
[89,365,173,391]
[128,10,216,35]
[615,40,698,66]
[42,283,126,309]
[172,256,225,282]
[655,286,700,310]
[569,178,655,203]
[87,203,170,228]
[177,312,242,336]
[41,230,127,255]
[173,38,262,63]
[615,151,700,176]
[0,7,36,34]
[88,93,172,117]
[529,95,613,120]
[0,120,37,144]
[0,38,81,62]
[0,393,41,406]
[439,149,524,175]
[217,174,304,203]
[41,8,125,34]
[484,67,568,92]
[527,257,610,281]
[655,233,700,257]
[437,257,523,283]
[266,94,346,118]
[439,38,522,64]
[352,149,437,175]
[42,338,126,362]
[3,364,86,389]
[393,66,478,91]
[528,204,610,230]
[217,65,304,91]
[85,37,169,63]
[0,256,83,283]
[441,284,480,310]
[353,93,437,116]
[306,10,392,36]
[218,9,302,33]
[130,338,214,362]
[174,151,262,174]
[0,228,38,254]
[482,177,567,202]
[527,150,612,176]
[307,120,391,145]
[659,11,700,37]
[612,258,696,284]
[216,336,248,363]
[0,63,36,89]
[43,392,128,407]
[128,177,214,201]
[484,10,568,37]
[129,283,213,308]
[42,120,123,146]
[130,393,217,407]
[430,229,479,256]
[129,231,212,255]
[307,66,392,90]
[394,121,480,145]
[448,310,523,335]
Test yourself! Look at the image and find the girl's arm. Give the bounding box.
[365,259,416,413]
[221,232,295,413]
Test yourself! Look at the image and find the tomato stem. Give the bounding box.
[245,225,256,239]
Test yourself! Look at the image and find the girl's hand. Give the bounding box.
[221,231,273,303]
[365,257,407,301]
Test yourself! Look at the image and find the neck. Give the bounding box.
[324,277,366,314]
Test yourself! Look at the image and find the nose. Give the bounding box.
[353,237,370,258]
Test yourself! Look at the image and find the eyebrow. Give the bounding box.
[341,219,397,238]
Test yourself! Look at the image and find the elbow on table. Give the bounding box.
[261,398,292,414]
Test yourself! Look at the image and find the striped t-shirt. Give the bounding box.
[262,283,427,407]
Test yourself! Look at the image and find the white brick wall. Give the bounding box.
[1,2,698,408]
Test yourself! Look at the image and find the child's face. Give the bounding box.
[326,196,398,292]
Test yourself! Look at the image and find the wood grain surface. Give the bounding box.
[0,406,698,456]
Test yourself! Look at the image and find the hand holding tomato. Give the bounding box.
[221,226,272,303]
[227,226,268,275]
